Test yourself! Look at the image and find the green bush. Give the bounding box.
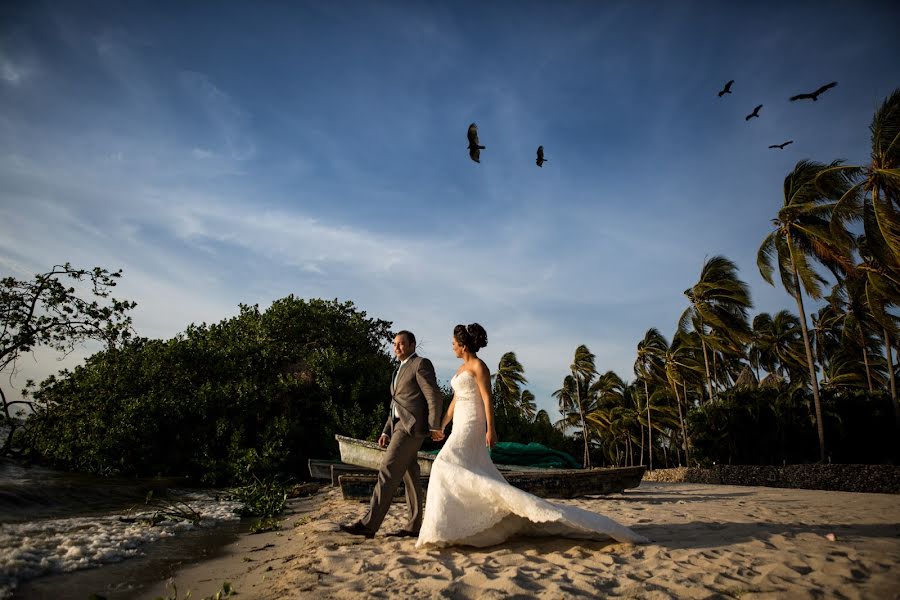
[18,297,394,485]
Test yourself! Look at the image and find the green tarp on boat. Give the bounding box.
[426,442,580,469]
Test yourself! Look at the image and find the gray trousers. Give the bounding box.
[360,425,425,533]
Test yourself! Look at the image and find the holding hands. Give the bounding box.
[430,429,445,442]
[486,427,498,449]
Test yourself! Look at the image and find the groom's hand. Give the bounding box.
[378,433,390,448]
[430,429,444,442]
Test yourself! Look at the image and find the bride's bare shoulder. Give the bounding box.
[472,359,490,377]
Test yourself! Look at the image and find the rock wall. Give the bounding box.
[642,464,900,494]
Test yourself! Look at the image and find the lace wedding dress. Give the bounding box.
[416,371,649,548]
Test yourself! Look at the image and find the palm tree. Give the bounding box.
[519,389,537,421]
[660,330,704,465]
[586,372,641,466]
[767,310,808,381]
[857,229,900,422]
[634,328,668,470]
[564,345,597,468]
[821,274,882,392]
[819,89,900,423]
[533,409,552,426]
[827,89,900,280]
[552,375,577,433]
[680,256,753,402]
[758,160,857,462]
[492,351,527,419]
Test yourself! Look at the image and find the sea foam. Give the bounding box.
[0,491,242,598]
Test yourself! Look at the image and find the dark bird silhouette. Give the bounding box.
[768,140,794,149]
[745,104,763,120]
[717,80,734,97]
[789,81,838,102]
[467,123,485,163]
[536,145,547,167]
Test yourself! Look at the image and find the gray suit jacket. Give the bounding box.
[383,354,443,438]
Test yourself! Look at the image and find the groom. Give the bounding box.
[340,330,444,538]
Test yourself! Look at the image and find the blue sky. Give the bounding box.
[2,1,899,416]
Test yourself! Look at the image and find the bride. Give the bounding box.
[416,323,648,548]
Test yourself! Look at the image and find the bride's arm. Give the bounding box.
[473,361,498,447]
[441,394,457,430]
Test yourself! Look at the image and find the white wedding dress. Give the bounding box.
[416,371,649,548]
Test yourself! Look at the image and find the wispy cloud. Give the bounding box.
[179,71,256,161]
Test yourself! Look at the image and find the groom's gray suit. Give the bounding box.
[360,353,443,533]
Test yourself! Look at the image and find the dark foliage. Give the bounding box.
[17,297,395,485]
[687,388,898,465]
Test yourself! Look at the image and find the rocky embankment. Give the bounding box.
[643,464,900,494]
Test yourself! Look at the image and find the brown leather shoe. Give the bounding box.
[339,521,375,539]
[385,529,419,538]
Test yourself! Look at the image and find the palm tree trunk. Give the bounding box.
[638,418,645,466]
[672,380,690,465]
[643,379,653,471]
[574,376,591,469]
[700,333,714,402]
[788,249,826,462]
[861,328,874,393]
[884,327,899,427]
[815,330,829,386]
[712,350,719,395]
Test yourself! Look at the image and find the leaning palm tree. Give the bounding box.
[826,88,900,280]
[492,351,527,419]
[552,375,577,433]
[758,159,857,461]
[569,345,597,468]
[660,330,703,465]
[823,273,880,392]
[679,256,753,402]
[857,228,900,422]
[818,88,900,423]
[634,328,668,470]
[519,389,537,421]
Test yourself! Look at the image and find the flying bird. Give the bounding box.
[467,123,485,163]
[717,80,734,97]
[745,105,763,120]
[789,81,838,102]
[536,145,547,167]
[768,140,794,149]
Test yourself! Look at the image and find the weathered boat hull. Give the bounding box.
[308,459,342,480]
[308,458,378,485]
[330,464,377,487]
[335,434,549,475]
[336,434,437,475]
[338,466,646,501]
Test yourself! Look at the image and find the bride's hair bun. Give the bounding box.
[454,323,487,353]
[454,323,488,353]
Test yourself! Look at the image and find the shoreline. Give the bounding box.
[128,482,900,599]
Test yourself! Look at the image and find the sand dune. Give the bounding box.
[138,482,900,599]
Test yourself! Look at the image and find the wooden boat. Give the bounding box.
[308,458,377,485]
[336,434,439,475]
[335,435,646,500]
[308,459,342,480]
[335,434,547,475]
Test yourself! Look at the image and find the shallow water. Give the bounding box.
[0,460,243,599]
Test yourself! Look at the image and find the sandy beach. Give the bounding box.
[131,481,900,599]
